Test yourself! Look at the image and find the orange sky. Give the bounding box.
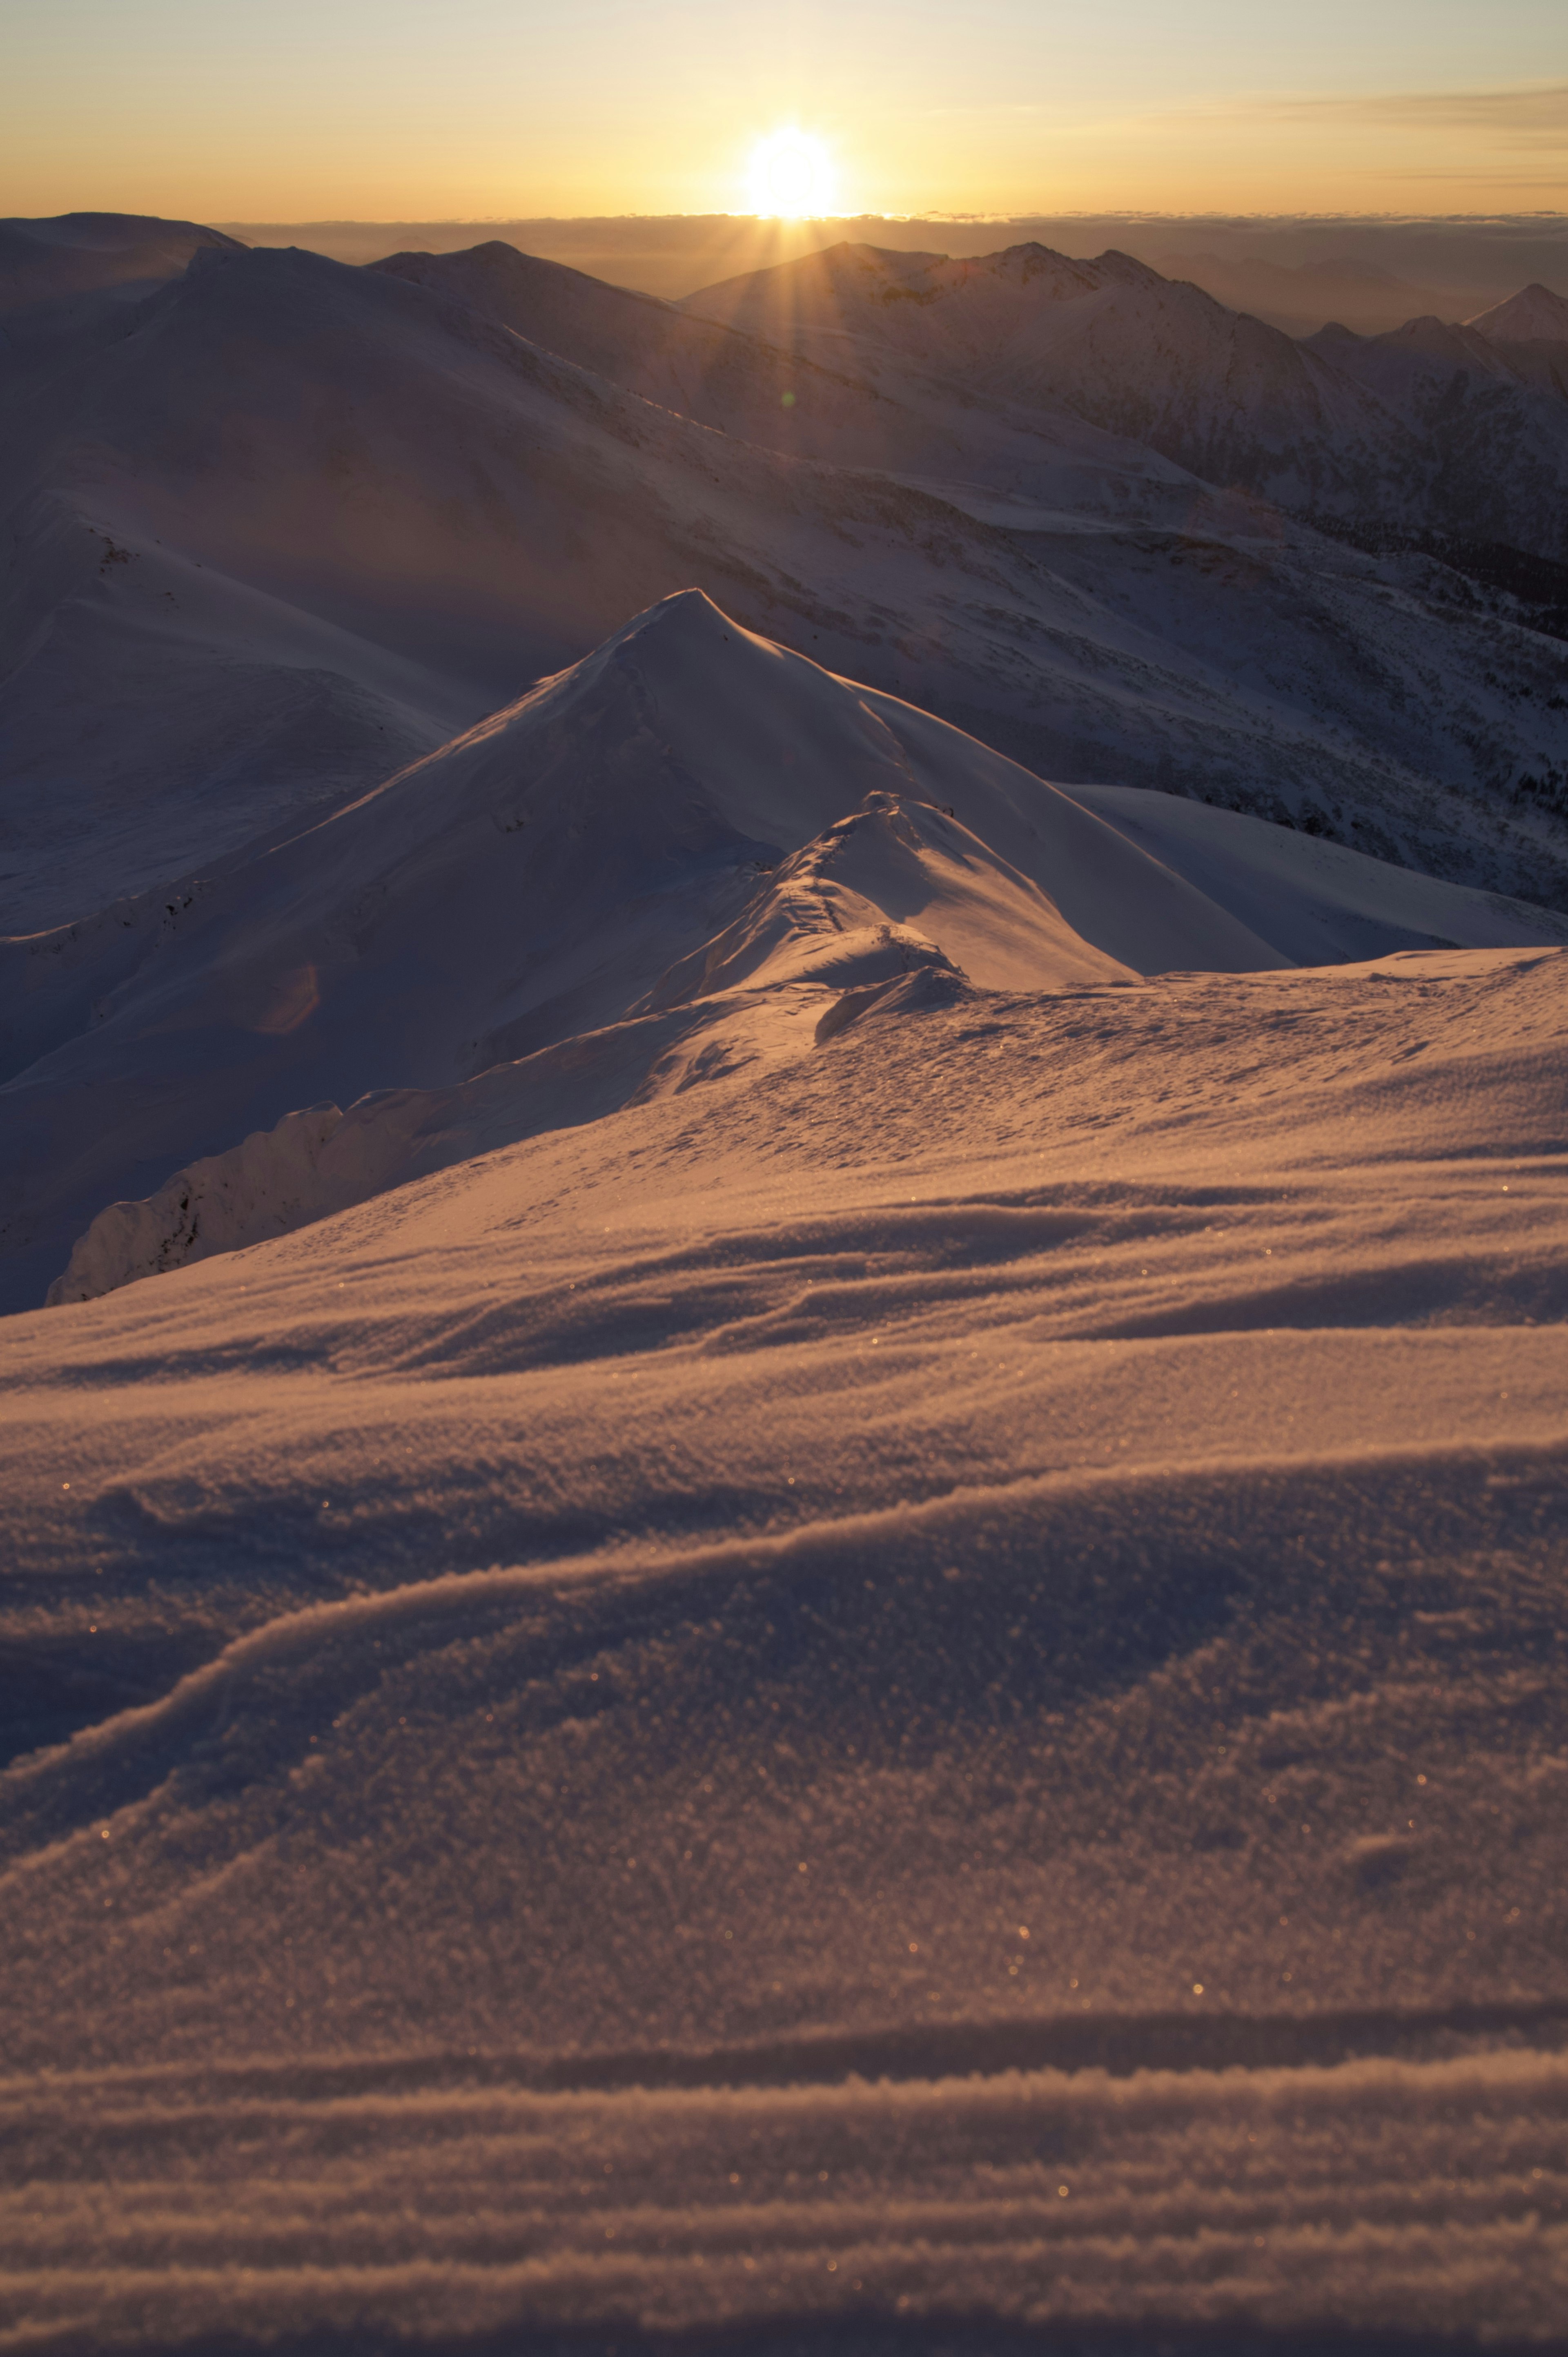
[3,0,1565,220]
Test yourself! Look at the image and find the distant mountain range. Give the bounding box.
[207,209,1568,322]
[683,239,1568,562]
[2,216,1566,929]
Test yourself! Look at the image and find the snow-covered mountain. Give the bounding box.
[1467,281,1568,344]
[0,210,243,323]
[684,239,1568,562]
[0,590,1282,1312]
[5,223,1568,945]
[1298,311,1568,549]
[11,589,1567,1318]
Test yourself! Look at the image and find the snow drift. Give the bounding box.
[4,932,1568,2348]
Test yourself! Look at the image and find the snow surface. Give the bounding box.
[4,924,1568,2345]
[0,210,241,324]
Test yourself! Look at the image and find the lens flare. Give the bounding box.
[746,130,837,218]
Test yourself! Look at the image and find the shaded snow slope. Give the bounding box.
[43,988,827,1309]
[0,210,243,322]
[368,237,905,461]
[4,942,1568,2346]
[1065,783,1568,967]
[0,487,473,931]
[368,239,1204,514]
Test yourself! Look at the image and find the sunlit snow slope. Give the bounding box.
[4,929,1568,2349]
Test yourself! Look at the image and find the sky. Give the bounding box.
[2,0,1566,221]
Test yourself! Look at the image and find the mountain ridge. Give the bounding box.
[13,589,1568,1316]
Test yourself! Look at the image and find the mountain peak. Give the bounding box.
[1465,282,1568,344]
[608,585,755,658]
[0,209,245,317]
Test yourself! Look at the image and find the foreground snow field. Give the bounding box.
[4,922,1568,2346]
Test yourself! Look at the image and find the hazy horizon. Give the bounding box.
[191,207,1568,314]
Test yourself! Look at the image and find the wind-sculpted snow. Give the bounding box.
[3,933,1568,2347]
[3,2048,1568,2349]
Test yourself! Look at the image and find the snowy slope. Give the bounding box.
[1066,782,1568,966]
[0,210,243,321]
[4,937,1568,2347]
[0,486,474,930]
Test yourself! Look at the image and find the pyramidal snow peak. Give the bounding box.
[1465,280,1568,343]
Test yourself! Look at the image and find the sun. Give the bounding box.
[746,129,837,219]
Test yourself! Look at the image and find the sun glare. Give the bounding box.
[746,129,837,219]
